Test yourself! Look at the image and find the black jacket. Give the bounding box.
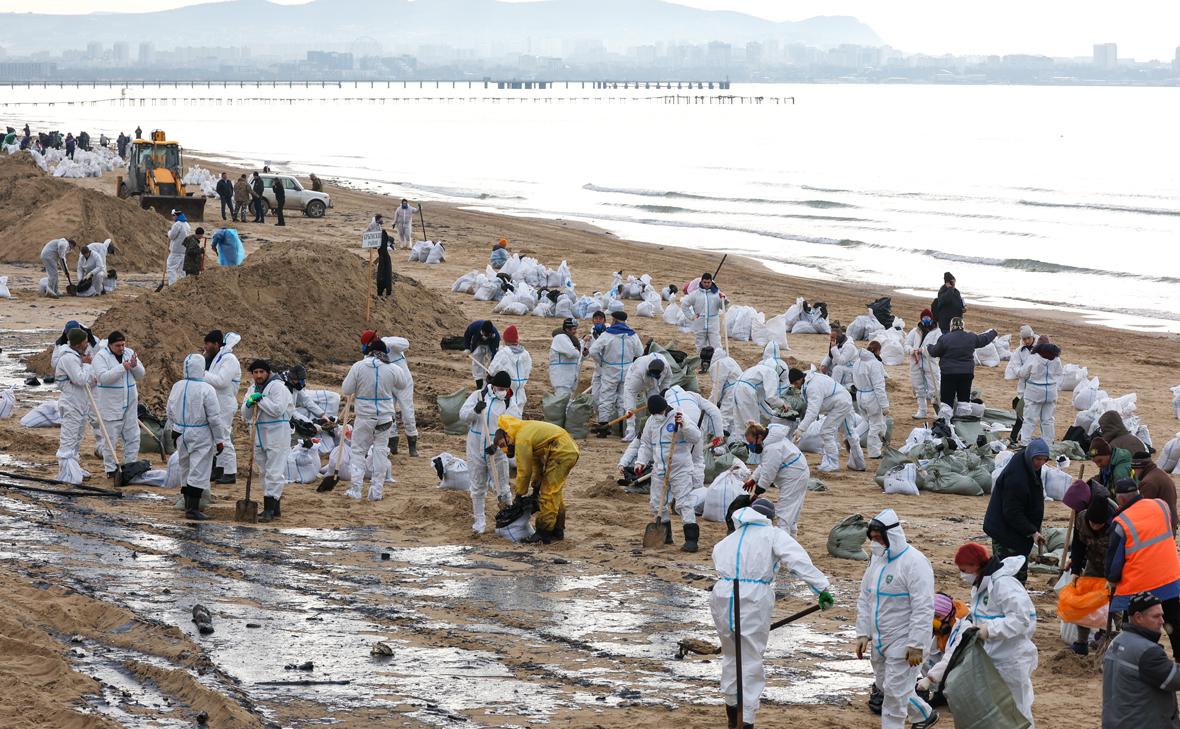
[271,178,285,204]
[215,178,233,200]
[983,448,1045,556]
[250,176,263,198]
[931,285,965,332]
[927,328,996,375]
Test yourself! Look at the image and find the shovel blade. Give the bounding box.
[316,475,338,493]
[112,466,124,489]
[235,498,258,523]
[642,520,665,549]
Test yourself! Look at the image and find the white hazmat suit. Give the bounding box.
[393,202,418,248]
[588,323,643,428]
[965,556,1038,727]
[75,245,108,297]
[490,343,533,406]
[621,352,673,440]
[852,350,889,459]
[241,376,294,501]
[681,285,726,354]
[1018,353,1062,445]
[40,238,72,297]
[797,370,865,472]
[666,384,724,486]
[733,363,785,429]
[166,355,229,493]
[749,424,810,536]
[636,410,701,525]
[382,336,418,440]
[166,218,191,285]
[53,346,93,483]
[709,350,743,437]
[91,342,145,473]
[204,333,242,479]
[905,327,941,419]
[821,337,858,388]
[341,352,409,500]
[548,331,583,397]
[459,386,523,532]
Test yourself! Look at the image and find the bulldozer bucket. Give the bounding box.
[142,195,206,222]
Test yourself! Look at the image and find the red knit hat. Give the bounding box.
[360,330,378,346]
[503,325,519,344]
[920,308,933,320]
[954,542,989,570]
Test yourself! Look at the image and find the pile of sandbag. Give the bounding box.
[847,308,885,341]
[870,327,907,366]
[1059,364,1089,391]
[181,165,218,196]
[454,254,581,315]
[724,305,764,342]
[875,446,993,497]
[785,298,831,335]
[636,288,663,317]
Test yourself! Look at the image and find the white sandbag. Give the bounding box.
[662,300,687,327]
[1111,393,1138,417]
[496,511,536,542]
[784,297,806,329]
[496,302,530,317]
[0,275,10,298]
[434,452,471,491]
[1136,424,1153,449]
[1159,434,1180,474]
[847,311,885,341]
[409,240,432,262]
[993,334,1013,361]
[20,400,61,427]
[752,314,789,352]
[473,278,501,302]
[165,451,183,488]
[692,486,708,516]
[954,402,985,419]
[973,342,1001,368]
[702,463,753,523]
[531,299,555,317]
[636,290,662,318]
[285,442,322,484]
[899,427,935,455]
[883,463,919,495]
[791,321,820,335]
[725,306,763,342]
[426,242,445,264]
[1041,465,1072,501]
[452,271,480,294]
[127,469,168,487]
[796,420,825,454]
[0,387,15,419]
[1059,364,1088,391]
[871,329,907,366]
[1072,378,1103,412]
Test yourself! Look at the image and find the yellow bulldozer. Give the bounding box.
[115,129,207,221]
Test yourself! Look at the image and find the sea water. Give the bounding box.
[9,82,1179,331]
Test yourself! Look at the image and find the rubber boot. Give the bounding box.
[184,487,209,521]
[259,496,275,523]
[389,435,399,455]
[726,704,738,729]
[407,436,418,457]
[522,528,554,545]
[553,509,566,541]
[272,497,281,519]
[475,378,484,390]
[681,523,699,553]
[664,520,674,545]
[868,683,883,715]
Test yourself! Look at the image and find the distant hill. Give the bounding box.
[0,0,883,54]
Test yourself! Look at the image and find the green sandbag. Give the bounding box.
[828,514,869,561]
[139,419,176,456]
[942,631,1031,729]
[1051,441,1087,461]
[564,393,592,439]
[438,388,471,435]
[705,449,736,485]
[679,356,701,392]
[542,392,570,428]
[807,478,827,492]
[859,415,895,448]
[874,447,913,488]
[953,419,991,446]
[924,467,984,496]
[982,407,1018,428]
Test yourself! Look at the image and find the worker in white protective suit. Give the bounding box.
[855,509,939,729]
[90,330,145,477]
[53,328,95,484]
[732,361,786,430]
[241,359,294,523]
[820,330,858,388]
[665,383,724,486]
[548,318,586,397]
[1017,335,1063,445]
[742,423,810,537]
[459,371,523,533]
[681,271,726,354]
[1004,325,1036,442]
[489,325,532,406]
[51,321,107,461]
[905,311,941,420]
[790,368,865,473]
[393,199,418,249]
[203,330,242,484]
[75,241,109,297]
[621,351,673,442]
[166,211,192,285]
[634,395,702,551]
[40,237,76,298]
[376,334,419,457]
[710,498,834,729]
[587,311,643,437]
[709,348,743,438]
[341,338,409,500]
[166,354,229,521]
[918,542,1037,728]
[852,343,890,459]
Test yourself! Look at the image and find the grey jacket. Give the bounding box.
[1102,625,1180,729]
[927,329,996,376]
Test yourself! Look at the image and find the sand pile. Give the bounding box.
[0,152,170,272]
[30,242,466,409]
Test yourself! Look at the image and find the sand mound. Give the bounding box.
[30,242,466,409]
[0,153,171,272]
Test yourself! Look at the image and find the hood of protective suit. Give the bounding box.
[857,349,877,364]
[182,353,207,380]
[1098,411,1130,441]
[762,341,784,363]
[991,555,1026,581]
[497,414,525,441]
[871,507,909,555]
[764,423,791,447]
[730,506,771,528]
[605,322,635,336]
[222,331,241,353]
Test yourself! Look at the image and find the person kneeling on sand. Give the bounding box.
[491,415,578,544]
[40,237,77,298]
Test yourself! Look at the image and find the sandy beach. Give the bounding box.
[2,149,1178,728]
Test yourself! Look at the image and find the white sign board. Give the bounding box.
[361,231,383,250]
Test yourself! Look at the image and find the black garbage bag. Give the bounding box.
[867,296,895,329]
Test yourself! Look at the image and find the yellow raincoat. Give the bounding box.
[498,415,579,532]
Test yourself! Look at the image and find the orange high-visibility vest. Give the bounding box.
[1114,498,1180,597]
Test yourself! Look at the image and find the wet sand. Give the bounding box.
[3,154,1178,728]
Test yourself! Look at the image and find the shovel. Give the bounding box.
[594,404,646,438]
[417,201,429,244]
[317,396,352,492]
[154,251,169,292]
[60,258,77,296]
[676,603,822,658]
[84,385,123,487]
[235,410,259,522]
[642,424,679,548]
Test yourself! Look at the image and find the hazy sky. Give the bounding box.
[0,0,1176,59]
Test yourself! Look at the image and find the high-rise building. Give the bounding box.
[139,42,154,65]
[113,42,130,63]
[86,42,103,60]
[1175,46,1180,71]
[1093,43,1117,69]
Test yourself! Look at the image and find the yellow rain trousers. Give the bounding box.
[498,415,580,531]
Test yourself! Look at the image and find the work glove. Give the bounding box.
[710,437,724,447]
[976,625,990,641]
[916,677,933,692]
[215,443,224,455]
[855,636,869,660]
[791,430,802,445]
[245,392,263,408]
[633,464,646,477]
[742,479,756,493]
[474,399,486,414]
[818,591,835,610]
[905,646,924,667]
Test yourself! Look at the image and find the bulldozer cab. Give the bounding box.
[119,129,206,220]
[130,139,181,193]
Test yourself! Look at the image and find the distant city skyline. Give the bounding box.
[0,0,1177,61]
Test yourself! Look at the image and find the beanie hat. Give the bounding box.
[248,359,271,373]
[933,593,955,620]
[360,330,378,347]
[646,394,668,415]
[490,371,512,388]
[106,330,126,344]
[954,542,989,570]
[1089,437,1112,458]
[750,498,775,520]
[1129,591,1163,615]
[562,317,578,329]
[1063,479,1094,512]
[611,311,628,322]
[66,328,87,346]
[647,357,665,374]
[1115,478,1140,494]
[919,308,933,320]
[204,329,224,345]
[1131,451,1154,470]
[503,325,519,344]
[788,367,805,384]
[1086,497,1111,524]
[1019,325,1035,339]
[943,271,955,283]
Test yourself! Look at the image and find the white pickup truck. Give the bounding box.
[259,175,332,218]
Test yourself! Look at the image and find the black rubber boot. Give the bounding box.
[725,703,737,728]
[868,682,883,715]
[211,464,224,481]
[553,509,566,541]
[272,497,281,519]
[258,496,275,523]
[681,523,699,553]
[389,435,399,455]
[664,520,674,545]
[215,472,237,485]
[184,487,209,521]
[522,528,554,545]
[475,378,484,390]
[407,436,418,457]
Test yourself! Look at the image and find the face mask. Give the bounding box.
[746,442,763,454]
[492,388,508,399]
[921,318,933,327]
[870,542,886,558]
[959,571,976,585]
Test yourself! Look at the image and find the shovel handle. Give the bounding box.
[328,396,353,476]
[600,404,647,429]
[769,603,823,632]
